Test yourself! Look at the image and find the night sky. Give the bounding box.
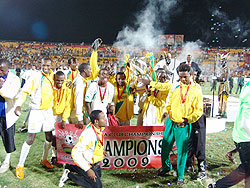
[0,0,249,47]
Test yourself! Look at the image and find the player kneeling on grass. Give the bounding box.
[59,110,107,188]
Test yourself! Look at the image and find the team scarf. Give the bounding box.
[41,71,54,88]
[90,123,104,146]
[180,82,191,104]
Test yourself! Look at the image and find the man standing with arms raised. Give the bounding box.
[68,38,102,125]
[70,38,102,126]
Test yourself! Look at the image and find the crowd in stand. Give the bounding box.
[1,40,250,79]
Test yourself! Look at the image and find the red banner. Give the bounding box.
[55,123,82,165]
[55,123,177,169]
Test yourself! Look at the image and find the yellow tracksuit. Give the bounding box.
[67,69,79,83]
[88,51,100,80]
[141,81,171,121]
[166,81,203,123]
[112,66,134,122]
[72,123,104,171]
[147,85,170,123]
[149,81,172,92]
[16,71,54,110]
[52,83,72,121]
[113,82,134,122]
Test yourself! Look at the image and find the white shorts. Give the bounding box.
[28,109,54,133]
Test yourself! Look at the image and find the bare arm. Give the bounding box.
[85,102,91,119]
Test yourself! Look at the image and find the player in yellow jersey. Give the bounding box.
[59,110,107,187]
[15,57,55,179]
[66,57,79,83]
[69,38,101,125]
[113,72,134,126]
[51,71,72,164]
[158,64,203,185]
[143,69,170,126]
[52,71,72,128]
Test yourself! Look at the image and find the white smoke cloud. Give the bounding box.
[113,0,178,51]
[177,40,204,63]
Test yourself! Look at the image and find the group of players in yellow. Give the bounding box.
[0,38,205,187]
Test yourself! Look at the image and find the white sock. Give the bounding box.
[42,140,52,161]
[18,142,31,167]
[3,153,11,164]
[51,146,56,158]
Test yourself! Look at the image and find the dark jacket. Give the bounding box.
[178,61,202,77]
[238,76,244,86]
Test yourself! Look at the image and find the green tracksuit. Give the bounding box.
[161,118,192,179]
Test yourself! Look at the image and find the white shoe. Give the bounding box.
[0,162,10,173]
[59,169,70,187]
[197,171,207,180]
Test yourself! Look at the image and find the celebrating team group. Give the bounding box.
[1,38,246,187]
